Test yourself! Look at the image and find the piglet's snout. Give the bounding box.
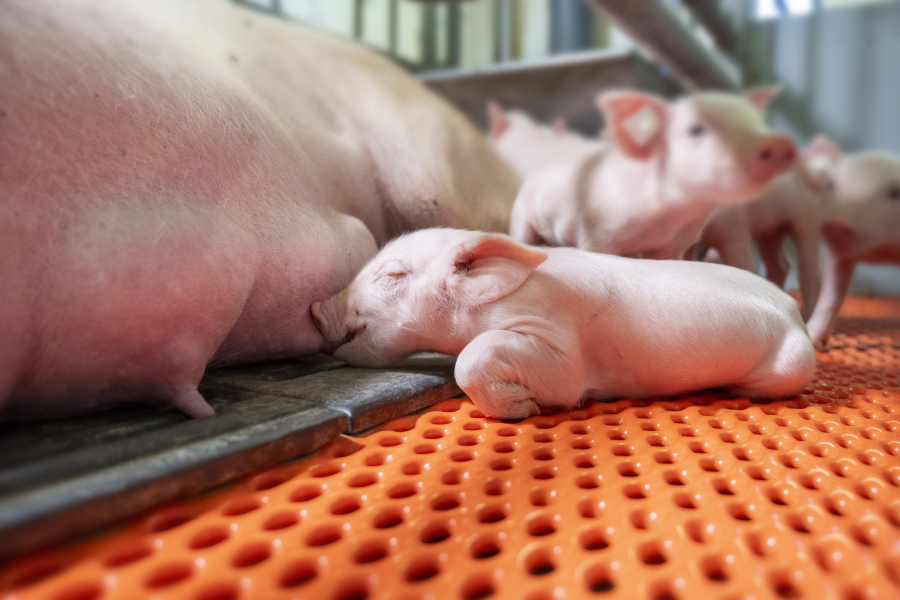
[755,134,797,176]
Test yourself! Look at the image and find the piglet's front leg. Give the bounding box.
[455,330,583,420]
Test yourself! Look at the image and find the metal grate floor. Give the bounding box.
[3,299,900,600]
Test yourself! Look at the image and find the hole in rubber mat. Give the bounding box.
[529,488,554,506]
[220,496,261,516]
[526,514,557,537]
[639,541,667,565]
[470,534,501,559]
[250,470,291,491]
[576,474,601,489]
[401,461,421,475]
[484,478,506,495]
[373,507,404,529]
[262,512,299,531]
[306,524,342,547]
[423,428,445,439]
[188,526,230,549]
[700,554,729,581]
[414,443,437,455]
[103,540,154,567]
[623,483,647,499]
[431,492,461,511]
[347,472,378,488]
[405,557,440,582]
[770,571,802,598]
[330,496,361,515]
[388,482,417,499]
[148,507,196,532]
[145,562,193,589]
[524,548,556,576]
[333,577,369,600]
[353,539,389,564]
[450,449,473,462]
[421,521,451,544]
[583,562,615,593]
[616,462,640,477]
[6,556,71,589]
[490,458,513,471]
[493,441,515,453]
[497,427,517,437]
[195,581,239,600]
[442,469,462,485]
[578,498,603,518]
[684,519,713,544]
[476,503,507,523]
[532,447,556,461]
[533,432,554,443]
[290,485,321,503]
[379,436,402,447]
[385,416,417,431]
[531,465,555,480]
[54,581,103,600]
[431,415,452,425]
[232,542,271,568]
[309,462,341,477]
[457,434,478,446]
[574,454,596,468]
[580,527,610,550]
[469,409,486,418]
[663,470,685,485]
[461,573,495,600]
[463,421,485,430]
[363,453,385,467]
[571,438,593,449]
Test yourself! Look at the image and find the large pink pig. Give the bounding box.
[312,229,816,419]
[701,136,838,321]
[0,0,518,419]
[806,147,900,347]
[508,90,796,259]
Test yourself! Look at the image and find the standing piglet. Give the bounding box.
[701,136,838,321]
[509,90,796,260]
[312,229,816,419]
[486,102,597,179]
[806,147,900,347]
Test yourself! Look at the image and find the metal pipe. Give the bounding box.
[581,0,738,91]
[353,0,364,40]
[681,0,739,56]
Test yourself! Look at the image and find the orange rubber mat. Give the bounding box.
[4,309,900,600]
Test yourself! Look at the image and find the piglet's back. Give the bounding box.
[540,249,814,399]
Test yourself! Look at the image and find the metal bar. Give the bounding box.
[681,0,739,56]
[271,0,282,15]
[421,4,438,69]
[581,0,738,91]
[389,0,399,56]
[353,0,364,40]
[447,3,461,68]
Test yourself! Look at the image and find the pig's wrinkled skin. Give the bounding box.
[701,136,838,322]
[312,229,816,420]
[0,0,519,419]
[507,90,797,260]
[806,148,900,347]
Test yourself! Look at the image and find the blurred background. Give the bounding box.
[238,0,900,296]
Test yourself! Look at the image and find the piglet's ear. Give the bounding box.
[447,235,548,306]
[745,86,781,113]
[800,135,842,192]
[487,101,510,139]
[597,91,668,160]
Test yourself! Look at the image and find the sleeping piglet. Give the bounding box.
[311,229,816,419]
[510,89,796,260]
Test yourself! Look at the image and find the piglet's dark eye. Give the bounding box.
[888,186,900,200]
[688,124,705,137]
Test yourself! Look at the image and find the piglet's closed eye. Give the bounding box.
[446,235,547,306]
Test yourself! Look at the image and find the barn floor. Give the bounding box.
[3,297,900,600]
